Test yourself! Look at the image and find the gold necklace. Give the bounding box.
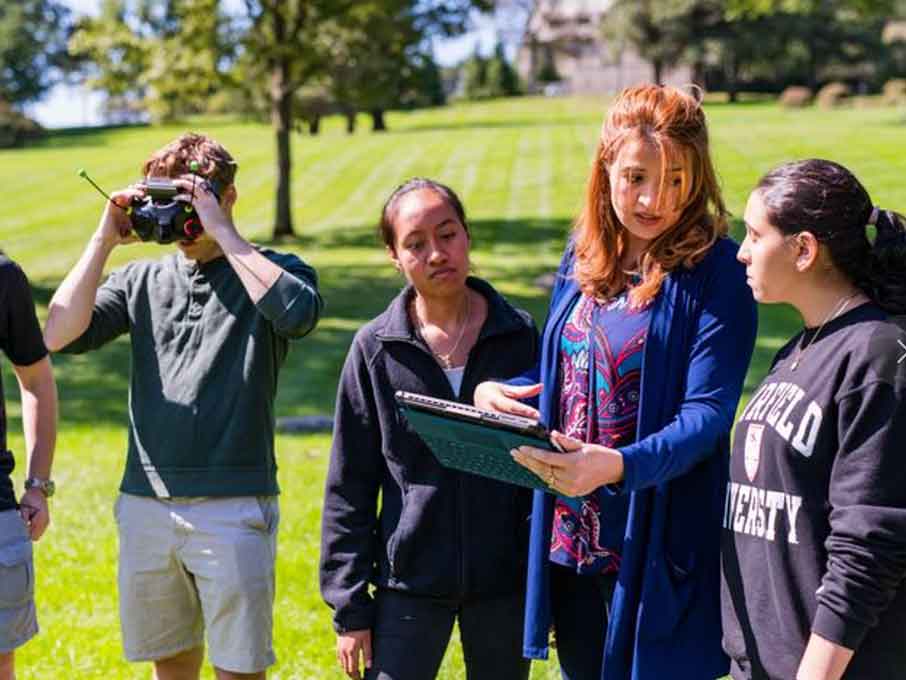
[790,292,858,371]
[413,292,471,369]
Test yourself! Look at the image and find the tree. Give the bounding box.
[71,0,489,238]
[485,42,520,97]
[602,0,696,85]
[404,53,446,107]
[601,0,890,97]
[0,0,71,107]
[462,43,520,100]
[726,0,895,16]
[317,0,418,134]
[240,0,488,238]
[718,1,890,92]
[70,0,233,123]
[462,52,488,98]
[69,0,150,122]
[238,0,346,238]
[143,0,235,122]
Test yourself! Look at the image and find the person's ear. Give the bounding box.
[222,184,237,210]
[793,231,820,272]
[387,245,403,274]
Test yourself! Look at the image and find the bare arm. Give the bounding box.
[175,177,321,335]
[44,189,140,351]
[173,177,282,303]
[796,633,854,680]
[14,356,57,541]
[216,230,284,303]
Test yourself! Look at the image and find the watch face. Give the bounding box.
[25,479,54,497]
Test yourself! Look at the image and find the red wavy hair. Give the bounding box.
[573,84,728,307]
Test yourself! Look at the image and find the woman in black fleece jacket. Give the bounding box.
[319,178,539,680]
[723,159,906,680]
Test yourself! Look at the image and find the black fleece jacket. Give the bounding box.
[320,277,539,633]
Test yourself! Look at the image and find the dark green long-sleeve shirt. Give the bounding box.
[59,248,322,497]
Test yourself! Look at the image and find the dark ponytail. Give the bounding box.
[756,159,906,314]
[867,208,906,313]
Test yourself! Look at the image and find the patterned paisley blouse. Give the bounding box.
[550,288,651,574]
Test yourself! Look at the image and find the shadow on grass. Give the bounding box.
[2,335,133,436]
[258,217,572,253]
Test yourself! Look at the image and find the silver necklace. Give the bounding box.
[790,292,858,371]
[413,292,471,369]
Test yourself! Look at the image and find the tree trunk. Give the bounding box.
[726,48,739,103]
[272,83,294,238]
[808,50,818,92]
[308,115,320,135]
[691,59,706,89]
[806,22,818,91]
[370,108,387,132]
[345,110,356,134]
[653,59,664,86]
[270,11,294,238]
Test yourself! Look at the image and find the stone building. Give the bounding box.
[517,0,693,94]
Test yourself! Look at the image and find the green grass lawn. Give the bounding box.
[2,95,906,678]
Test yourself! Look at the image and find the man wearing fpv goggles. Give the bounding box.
[43,133,323,680]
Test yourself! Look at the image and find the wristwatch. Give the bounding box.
[24,478,55,498]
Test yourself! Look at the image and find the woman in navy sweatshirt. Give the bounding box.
[722,159,906,680]
[320,178,539,680]
[475,84,757,679]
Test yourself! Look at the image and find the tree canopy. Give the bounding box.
[0,0,71,106]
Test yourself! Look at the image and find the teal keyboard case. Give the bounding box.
[399,404,556,491]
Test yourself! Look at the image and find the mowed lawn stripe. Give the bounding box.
[307,135,435,232]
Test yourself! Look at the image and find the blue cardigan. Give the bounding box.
[516,237,757,680]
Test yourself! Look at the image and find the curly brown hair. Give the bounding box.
[142,132,237,188]
[574,84,728,307]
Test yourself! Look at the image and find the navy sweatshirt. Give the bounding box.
[722,303,906,679]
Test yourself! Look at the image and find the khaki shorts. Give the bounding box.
[114,493,279,673]
[0,509,37,654]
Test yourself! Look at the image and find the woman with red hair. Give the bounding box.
[475,84,757,679]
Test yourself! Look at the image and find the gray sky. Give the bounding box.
[29,0,497,128]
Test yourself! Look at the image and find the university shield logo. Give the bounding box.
[744,424,764,482]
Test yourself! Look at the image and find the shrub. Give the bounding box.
[816,82,851,109]
[882,79,906,106]
[779,86,813,108]
[0,102,44,148]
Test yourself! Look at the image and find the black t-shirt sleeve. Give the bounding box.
[0,259,48,366]
[813,366,906,649]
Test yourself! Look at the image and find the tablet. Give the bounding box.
[395,390,556,491]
